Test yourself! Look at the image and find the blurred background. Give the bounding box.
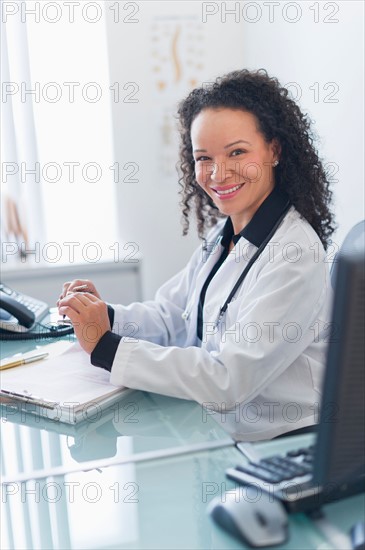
[1,0,364,304]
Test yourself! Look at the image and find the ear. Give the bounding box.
[271,138,282,162]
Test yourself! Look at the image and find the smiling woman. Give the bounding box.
[58,69,335,441]
[191,109,279,234]
[178,70,335,248]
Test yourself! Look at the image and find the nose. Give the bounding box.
[209,161,227,183]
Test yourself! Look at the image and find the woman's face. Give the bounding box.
[191,108,279,233]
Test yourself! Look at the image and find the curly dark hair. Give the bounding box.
[177,68,335,249]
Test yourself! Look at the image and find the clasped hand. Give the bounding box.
[57,279,110,354]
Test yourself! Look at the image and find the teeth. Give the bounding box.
[215,184,243,196]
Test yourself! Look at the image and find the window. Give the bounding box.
[1,1,118,267]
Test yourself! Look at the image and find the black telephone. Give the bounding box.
[0,283,73,340]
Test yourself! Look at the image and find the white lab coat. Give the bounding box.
[109,207,332,441]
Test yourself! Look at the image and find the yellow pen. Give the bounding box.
[0,352,49,371]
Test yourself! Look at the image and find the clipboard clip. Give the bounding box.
[0,389,58,410]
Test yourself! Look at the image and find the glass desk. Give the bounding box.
[2,444,364,550]
[1,337,233,482]
[2,339,364,550]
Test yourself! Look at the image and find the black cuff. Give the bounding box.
[107,305,115,328]
[91,331,121,372]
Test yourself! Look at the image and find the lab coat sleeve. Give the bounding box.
[109,245,202,347]
[109,242,330,409]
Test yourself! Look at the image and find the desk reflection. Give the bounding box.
[1,364,234,550]
[1,447,245,550]
[1,390,232,476]
[3,442,356,550]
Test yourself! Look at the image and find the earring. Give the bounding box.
[273,160,279,167]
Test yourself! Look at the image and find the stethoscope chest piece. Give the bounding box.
[181,310,190,321]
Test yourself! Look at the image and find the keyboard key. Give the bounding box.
[287,449,303,458]
[258,462,294,480]
[298,447,313,456]
[261,458,307,478]
[235,464,282,483]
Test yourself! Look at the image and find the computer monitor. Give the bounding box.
[314,246,365,487]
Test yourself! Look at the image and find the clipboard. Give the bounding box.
[0,341,128,424]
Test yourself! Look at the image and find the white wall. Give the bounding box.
[106,0,364,299]
[105,2,248,299]
[236,0,364,249]
[3,262,141,306]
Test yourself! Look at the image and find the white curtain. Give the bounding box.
[1,14,46,263]
[1,4,118,267]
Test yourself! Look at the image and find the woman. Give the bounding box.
[58,69,335,440]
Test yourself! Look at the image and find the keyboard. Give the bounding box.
[226,444,363,513]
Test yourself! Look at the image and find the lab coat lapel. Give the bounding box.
[202,237,257,326]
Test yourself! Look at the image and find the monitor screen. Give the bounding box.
[314,245,365,486]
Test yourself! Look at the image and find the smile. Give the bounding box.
[212,183,244,197]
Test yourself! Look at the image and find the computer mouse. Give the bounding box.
[350,521,365,550]
[208,486,289,548]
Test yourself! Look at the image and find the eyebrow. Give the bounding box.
[193,140,252,153]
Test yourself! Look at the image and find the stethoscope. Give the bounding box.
[182,201,292,328]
